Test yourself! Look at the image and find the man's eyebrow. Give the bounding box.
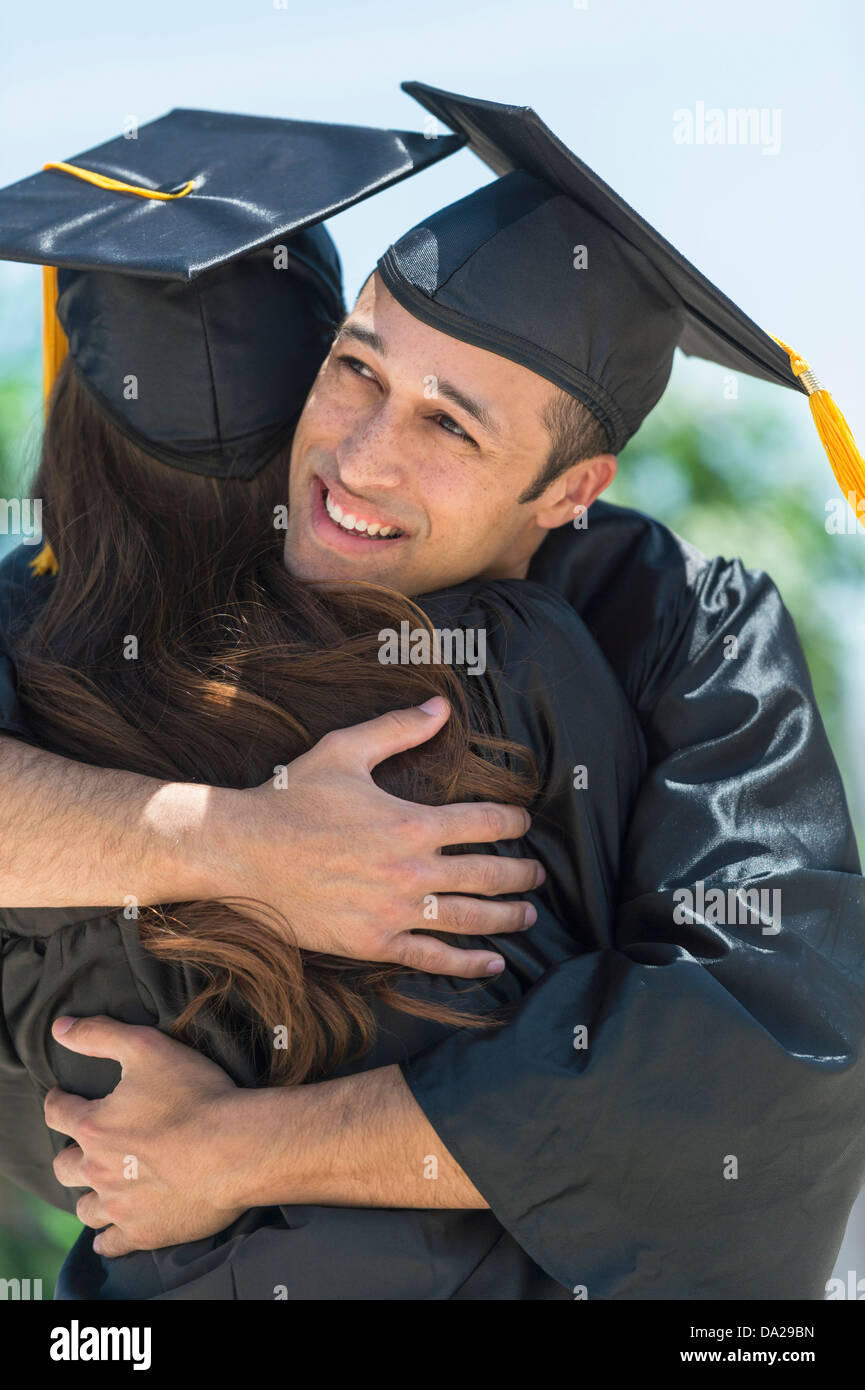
[436,379,502,440]
[334,321,387,356]
[332,324,501,440]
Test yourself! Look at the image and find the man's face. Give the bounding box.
[284,272,612,595]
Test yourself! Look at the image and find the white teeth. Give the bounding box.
[324,488,401,538]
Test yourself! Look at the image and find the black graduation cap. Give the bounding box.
[0,107,464,482]
[379,82,863,517]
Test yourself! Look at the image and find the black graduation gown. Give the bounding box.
[402,504,865,1300]
[0,578,645,1299]
[1,496,864,1299]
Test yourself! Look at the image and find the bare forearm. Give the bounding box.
[0,733,228,907]
[0,703,534,973]
[235,1064,487,1210]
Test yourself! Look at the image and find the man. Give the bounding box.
[2,86,864,1299]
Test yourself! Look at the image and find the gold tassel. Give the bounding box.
[772,336,865,528]
[29,541,58,576]
[42,264,68,410]
[37,266,66,576]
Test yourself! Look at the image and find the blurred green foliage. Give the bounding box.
[611,386,865,806]
[0,363,74,1294]
[0,361,862,1293]
[0,374,40,500]
[0,1183,79,1296]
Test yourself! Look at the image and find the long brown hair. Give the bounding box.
[12,361,536,1084]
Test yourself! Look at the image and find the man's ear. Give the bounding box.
[533,454,618,531]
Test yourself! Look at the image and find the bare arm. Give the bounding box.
[0,732,215,908]
[238,1065,485,1210]
[0,700,541,976]
[48,1018,483,1259]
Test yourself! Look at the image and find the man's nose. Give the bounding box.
[335,403,407,492]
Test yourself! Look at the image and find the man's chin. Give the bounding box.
[283,527,480,597]
[283,533,408,588]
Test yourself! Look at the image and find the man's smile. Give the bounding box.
[308,474,412,555]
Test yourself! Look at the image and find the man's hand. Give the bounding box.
[47,1017,251,1256]
[47,1015,485,1257]
[0,697,540,979]
[205,696,543,978]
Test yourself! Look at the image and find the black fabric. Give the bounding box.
[0,108,463,281]
[379,83,806,453]
[0,654,27,742]
[0,547,53,744]
[399,508,865,1298]
[0,108,463,476]
[57,241,340,479]
[0,581,644,1300]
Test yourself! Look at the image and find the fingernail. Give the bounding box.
[535,864,546,887]
[485,958,505,975]
[418,697,447,716]
[523,811,532,833]
[523,904,537,927]
[53,1017,76,1036]
[93,1237,103,1255]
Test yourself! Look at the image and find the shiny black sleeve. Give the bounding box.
[0,544,51,743]
[403,511,865,1300]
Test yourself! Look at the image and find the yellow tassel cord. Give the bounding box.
[42,161,195,201]
[772,336,865,527]
[32,165,195,580]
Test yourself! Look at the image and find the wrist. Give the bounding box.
[217,1086,300,1209]
[142,780,247,901]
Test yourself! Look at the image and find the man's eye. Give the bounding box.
[336,354,377,383]
[434,414,478,448]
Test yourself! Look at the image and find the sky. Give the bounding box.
[0,0,863,431]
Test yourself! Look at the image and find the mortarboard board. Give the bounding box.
[0,107,464,497]
[378,82,863,523]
